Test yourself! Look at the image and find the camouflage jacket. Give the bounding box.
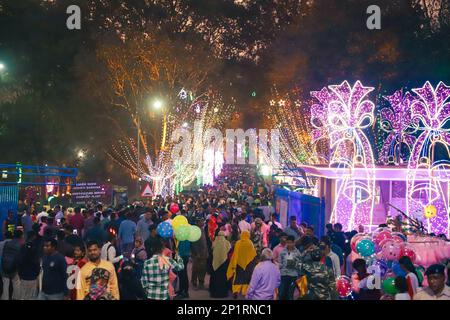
[296,260,338,300]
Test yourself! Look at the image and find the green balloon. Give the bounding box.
[175,225,191,241]
[188,225,202,242]
[416,267,424,284]
[382,277,397,295]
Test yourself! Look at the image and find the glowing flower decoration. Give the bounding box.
[310,81,376,231]
[380,90,418,164]
[407,81,450,237]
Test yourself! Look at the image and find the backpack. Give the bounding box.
[1,241,19,275]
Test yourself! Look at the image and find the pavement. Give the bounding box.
[178,259,243,300]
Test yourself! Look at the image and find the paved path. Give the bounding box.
[178,260,243,300]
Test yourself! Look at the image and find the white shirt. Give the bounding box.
[36,211,49,223]
[101,242,122,264]
[406,272,419,295]
[238,220,252,233]
[395,292,411,300]
[55,211,64,221]
[327,251,341,279]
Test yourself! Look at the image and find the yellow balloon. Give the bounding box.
[424,205,437,219]
[172,215,189,230]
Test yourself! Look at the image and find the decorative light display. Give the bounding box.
[310,81,376,232]
[267,87,319,168]
[407,81,450,237]
[108,90,234,197]
[178,88,188,100]
[380,90,418,164]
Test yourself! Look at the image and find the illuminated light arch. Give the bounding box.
[310,81,376,231]
[407,81,450,237]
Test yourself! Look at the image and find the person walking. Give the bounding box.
[17,232,40,300]
[279,235,301,300]
[1,230,23,300]
[39,238,68,300]
[141,237,184,300]
[226,230,257,298]
[175,239,191,299]
[118,213,137,258]
[77,240,119,300]
[136,209,153,242]
[190,218,208,290]
[246,248,280,300]
[209,231,231,298]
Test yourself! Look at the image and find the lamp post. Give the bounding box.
[152,99,167,150]
[136,110,140,199]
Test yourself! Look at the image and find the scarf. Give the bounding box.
[226,231,257,280]
[212,232,231,271]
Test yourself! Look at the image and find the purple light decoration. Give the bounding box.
[310,81,376,231]
[380,90,418,164]
[407,81,450,237]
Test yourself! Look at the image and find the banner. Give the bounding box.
[71,182,112,205]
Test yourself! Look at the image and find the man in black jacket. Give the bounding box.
[144,225,159,259]
[1,230,23,300]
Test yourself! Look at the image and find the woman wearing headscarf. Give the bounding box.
[209,231,231,298]
[226,230,257,298]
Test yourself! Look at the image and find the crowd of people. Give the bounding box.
[0,165,449,300]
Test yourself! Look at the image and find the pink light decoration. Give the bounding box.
[407,81,450,237]
[310,81,376,231]
[380,90,418,164]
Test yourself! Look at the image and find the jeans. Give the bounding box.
[279,275,296,300]
[38,292,65,300]
[20,279,38,300]
[1,273,20,300]
[178,256,190,294]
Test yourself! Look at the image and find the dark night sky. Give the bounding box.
[0,0,449,186]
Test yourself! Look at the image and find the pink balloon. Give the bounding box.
[336,276,352,297]
[392,235,405,245]
[169,203,179,214]
[374,230,393,246]
[400,245,417,264]
[381,240,402,261]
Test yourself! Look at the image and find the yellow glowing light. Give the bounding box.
[153,100,163,110]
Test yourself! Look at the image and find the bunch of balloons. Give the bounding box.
[168,214,202,242]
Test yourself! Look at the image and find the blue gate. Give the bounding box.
[275,187,325,238]
[0,185,19,240]
[0,163,78,240]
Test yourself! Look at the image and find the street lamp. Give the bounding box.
[152,99,163,110]
[0,63,5,71]
[151,99,167,150]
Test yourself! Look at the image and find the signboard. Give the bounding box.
[141,183,153,198]
[71,182,112,205]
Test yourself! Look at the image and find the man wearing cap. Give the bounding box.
[414,264,450,300]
